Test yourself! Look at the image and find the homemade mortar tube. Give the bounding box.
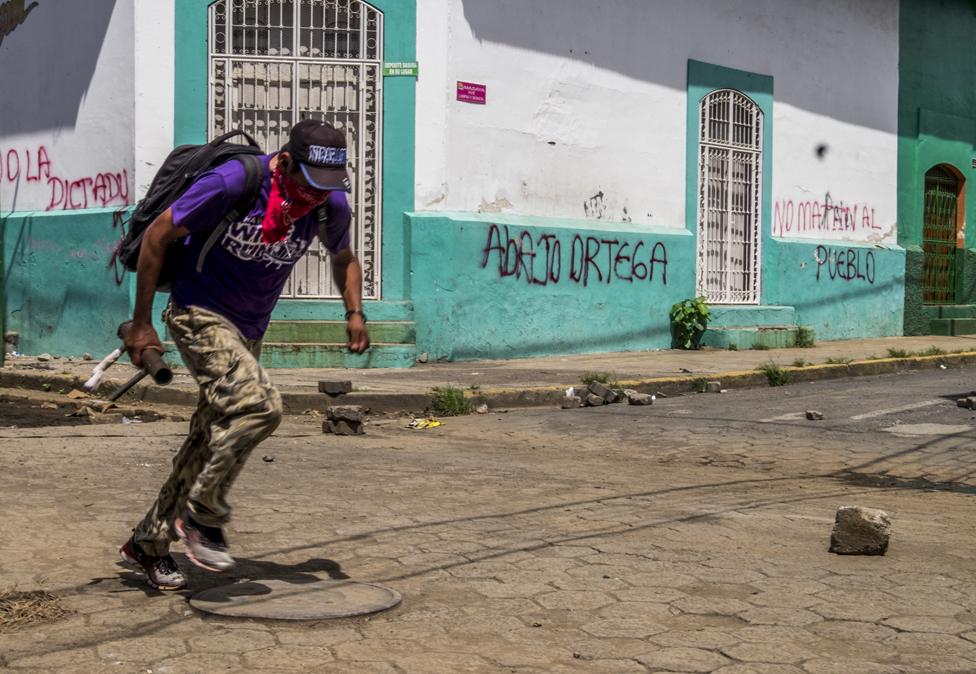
[116,321,174,386]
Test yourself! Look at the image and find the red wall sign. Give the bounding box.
[457,81,487,104]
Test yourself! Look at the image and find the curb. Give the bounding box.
[468,352,976,409]
[3,351,975,415]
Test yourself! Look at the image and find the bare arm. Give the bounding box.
[330,247,370,353]
[126,208,190,366]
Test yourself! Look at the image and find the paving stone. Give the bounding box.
[587,381,616,403]
[732,623,822,648]
[580,617,667,638]
[326,404,364,422]
[739,607,823,627]
[187,629,276,653]
[535,590,615,610]
[637,647,732,672]
[598,601,675,622]
[829,506,891,555]
[746,591,821,608]
[468,581,554,599]
[672,595,752,616]
[883,632,976,654]
[624,390,654,405]
[882,615,969,634]
[323,419,365,435]
[716,665,806,674]
[752,578,831,595]
[395,652,495,674]
[612,586,687,604]
[154,653,245,674]
[896,654,976,673]
[319,380,353,395]
[649,629,738,649]
[810,620,898,642]
[7,648,98,670]
[585,393,605,407]
[721,641,816,664]
[561,396,582,409]
[802,660,900,674]
[242,646,335,669]
[96,637,187,662]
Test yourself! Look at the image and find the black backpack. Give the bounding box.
[112,130,266,291]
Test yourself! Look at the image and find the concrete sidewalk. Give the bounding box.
[4,334,976,413]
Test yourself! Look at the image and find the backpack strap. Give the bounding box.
[195,154,265,273]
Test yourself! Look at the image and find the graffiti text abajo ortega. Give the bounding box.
[481,223,668,288]
[0,146,130,210]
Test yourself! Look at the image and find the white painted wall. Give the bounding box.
[416,0,899,243]
[0,0,135,213]
[134,0,176,201]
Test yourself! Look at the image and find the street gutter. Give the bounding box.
[2,352,975,415]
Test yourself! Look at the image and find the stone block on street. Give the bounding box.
[584,393,605,407]
[829,506,891,555]
[624,390,654,406]
[561,396,582,409]
[587,381,613,399]
[319,380,353,395]
[327,405,365,423]
[322,419,365,436]
[806,410,824,420]
[705,381,722,393]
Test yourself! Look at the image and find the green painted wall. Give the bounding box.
[898,0,976,333]
[3,210,130,357]
[764,241,905,340]
[174,0,416,310]
[407,212,693,360]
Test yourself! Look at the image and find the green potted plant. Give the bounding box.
[669,296,711,350]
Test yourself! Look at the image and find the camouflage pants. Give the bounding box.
[133,304,283,556]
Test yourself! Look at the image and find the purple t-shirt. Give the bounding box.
[170,154,351,340]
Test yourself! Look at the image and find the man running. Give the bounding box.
[120,120,369,590]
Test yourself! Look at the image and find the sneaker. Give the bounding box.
[175,512,235,572]
[119,537,187,591]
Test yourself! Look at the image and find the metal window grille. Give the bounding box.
[922,166,960,305]
[696,89,763,305]
[208,0,383,299]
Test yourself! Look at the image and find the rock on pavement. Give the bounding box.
[829,506,891,555]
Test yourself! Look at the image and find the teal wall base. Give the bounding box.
[707,305,796,328]
[3,210,131,357]
[902,246,927,335]
[764,239,905,341]
[407,212,694,361]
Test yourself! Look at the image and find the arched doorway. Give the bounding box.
[208,0,383,300]
[922,164,965,304]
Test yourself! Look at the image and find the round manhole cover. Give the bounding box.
[190,579,401,620]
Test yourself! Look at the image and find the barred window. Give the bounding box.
[696,89,763,304]
[209,0,383,299]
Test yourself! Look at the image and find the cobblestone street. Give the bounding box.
[2,368,976,673]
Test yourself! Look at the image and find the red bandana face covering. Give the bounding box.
[261,165,328,244]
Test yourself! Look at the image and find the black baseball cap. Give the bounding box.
[285,119,352,192]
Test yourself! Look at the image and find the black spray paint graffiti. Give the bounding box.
[583,191,607,219]
[481,224,668,288]
[815,245,875,284]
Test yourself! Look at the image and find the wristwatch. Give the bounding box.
[345,309,367,323]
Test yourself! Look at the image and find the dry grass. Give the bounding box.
[0,589,70,632]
